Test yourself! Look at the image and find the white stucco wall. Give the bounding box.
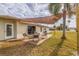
[36,26,49,34]
[0,19,50,41]
[36,26,41,33]
[16,22,27,39]
[0,19,5,40]
[0,19,15,40]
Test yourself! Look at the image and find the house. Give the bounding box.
[0,14,62,41]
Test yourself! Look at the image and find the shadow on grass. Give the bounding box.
[49,38,65,56]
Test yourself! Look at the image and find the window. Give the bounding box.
[6,24,12,36]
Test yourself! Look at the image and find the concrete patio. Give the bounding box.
[0,33,52,49]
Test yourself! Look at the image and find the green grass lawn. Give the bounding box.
[30,31,77,56]
[0,31,77,56]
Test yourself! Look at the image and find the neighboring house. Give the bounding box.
[0,14,62,41]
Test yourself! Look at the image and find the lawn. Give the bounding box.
[0,31,77,56]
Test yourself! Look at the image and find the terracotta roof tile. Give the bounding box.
[23,13,62,24]
[0,13,62,24]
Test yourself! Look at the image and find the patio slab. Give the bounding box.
[0,34,52,49]
[37,34,52,45]
[25,34,52,45]
[0,39,30,49]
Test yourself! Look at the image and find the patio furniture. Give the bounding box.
[23,33,28,39]
[23,33,27,36]
[39,32,46,40]
[33,32,39,41]
[33,34,39,38]
[43,30,47,36]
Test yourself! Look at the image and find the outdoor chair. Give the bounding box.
[43,30,47,36]
[33,32,40,41]
[23,33,28,39]
[39,32,46,40]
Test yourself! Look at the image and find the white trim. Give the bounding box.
[5,23,14,39]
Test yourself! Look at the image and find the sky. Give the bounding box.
[0,3,76,28]
[0,3,51,18]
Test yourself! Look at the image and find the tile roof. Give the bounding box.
[0,13,62,24]
[22,13,62,24]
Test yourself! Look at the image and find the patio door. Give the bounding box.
[28,26,36,34]
[5,23,14,39]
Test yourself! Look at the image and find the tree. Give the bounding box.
[49,3,74,39]
[53,25,56,38]
[67,20,71,31]
[49,3,61,15]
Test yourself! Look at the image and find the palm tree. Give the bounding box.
[49,3,74,39]
[53,25,56,38]
[49,3,61,15]
[67,20,71,30]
